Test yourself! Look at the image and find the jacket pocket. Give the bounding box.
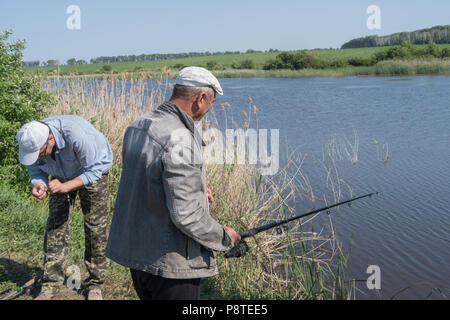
[186,237,210,269]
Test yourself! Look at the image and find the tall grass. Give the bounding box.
[1,71,356,299]
[374,58,450,75]
[43,72,169,203]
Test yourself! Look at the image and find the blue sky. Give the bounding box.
[1,0,449,63]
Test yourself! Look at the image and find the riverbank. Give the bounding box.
[0,76,353,300]
[26,43,450,80]
[215,59,450,77]
[24,47,388,75]
[39,59,450,82]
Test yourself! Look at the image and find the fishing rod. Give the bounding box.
[225,192,378,258]
[1,274,43,300]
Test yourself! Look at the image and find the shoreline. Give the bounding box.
[40,61,450,81]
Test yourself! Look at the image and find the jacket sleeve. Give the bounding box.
[161,133,233,252]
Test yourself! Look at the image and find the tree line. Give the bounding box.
[263,41,450,70]
[22,49,279,68]
[341,25,450,49]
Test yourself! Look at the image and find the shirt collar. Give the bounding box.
[46,123,66,150]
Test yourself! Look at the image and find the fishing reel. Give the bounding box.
[224,240,249,258]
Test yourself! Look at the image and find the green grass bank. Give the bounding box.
[26,44,450,79]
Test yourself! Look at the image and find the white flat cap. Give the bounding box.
[17,121,50,165]
[175,66,223,95]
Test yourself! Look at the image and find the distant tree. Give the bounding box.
[46,59,59,66]
[441,48,450,58]
[101,64,112,72]
[206,60,225,70]
[341,36,377,49]
[66,58,76,65]
[22,60,40,67]
[347,57,374,66]
[231,59,255,69]
[426,41,441,57]
[263,51,324,70]
[241,59,255,69]
[341,25,450,48]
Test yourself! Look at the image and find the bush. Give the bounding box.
[347,57,375,66]
[441,48,450,58]
[263,51,326,70]
[101,64,112,72]
[231,59,255,69]
[0,30,55,190]
[374,41,445,62]
[206,60,225,70]
[426,41,441,57]
[329,59,348,68]
[171,63,186,69]
[262,58,284,70]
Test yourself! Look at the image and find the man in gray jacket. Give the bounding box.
[106,67,241,300]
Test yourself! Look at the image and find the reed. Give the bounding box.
[374,58,450,75]
[43,72,169,201]
[2,71,355,299]
[202,103,354,299]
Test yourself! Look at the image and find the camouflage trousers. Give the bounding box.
[41,173,111,295]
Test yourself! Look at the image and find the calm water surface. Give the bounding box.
[210,76,450,299]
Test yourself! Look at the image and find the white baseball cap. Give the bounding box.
[175,66,223,95]
[16,121,50,165]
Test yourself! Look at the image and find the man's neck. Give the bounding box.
[169,98,195,120]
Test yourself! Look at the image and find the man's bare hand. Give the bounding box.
[48,179,69,194]
[32,183,48,200]
[206,188,214,204]
[224,226,241,246]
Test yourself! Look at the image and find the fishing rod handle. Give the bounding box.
[239,228,257,239]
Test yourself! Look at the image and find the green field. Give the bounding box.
[25,44,450,78]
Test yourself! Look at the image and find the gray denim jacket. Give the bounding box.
[106,102,233,279]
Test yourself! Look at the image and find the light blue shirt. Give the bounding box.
[27,115,113,187]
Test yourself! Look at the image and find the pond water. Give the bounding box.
[51,75,449,299]
[211,76,450,299]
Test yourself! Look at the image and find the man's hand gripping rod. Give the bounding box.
[225,192,378,258]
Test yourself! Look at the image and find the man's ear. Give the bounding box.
[48,133,56,146]
[192,96,201,114]
[194,92,208,109]
[197,92,208,103]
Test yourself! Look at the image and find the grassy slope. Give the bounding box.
[0,182,138,300]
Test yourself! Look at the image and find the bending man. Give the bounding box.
[16,115,113,300]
